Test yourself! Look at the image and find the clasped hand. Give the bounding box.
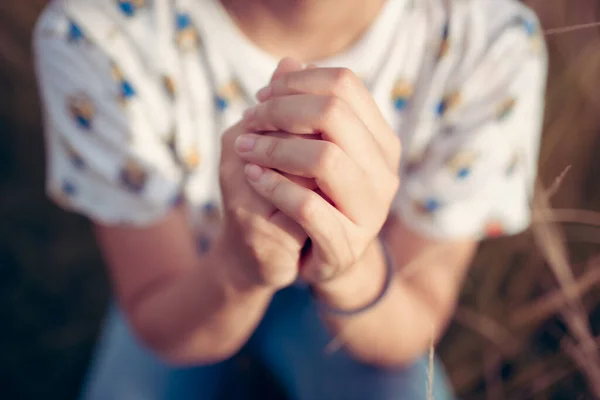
[234,59,401,284]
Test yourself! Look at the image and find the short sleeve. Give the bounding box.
[392,5,548,240]
[34,6,183,226]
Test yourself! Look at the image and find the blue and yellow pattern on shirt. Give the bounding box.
[67,93,95,131]
[117,0,147,17]
[163,75,177,99]
[67,20,87,43]
[391,79,413,111]
[446,151,478,180]
[438,23,450,59]
[215,80,242,111]
[111,64,136,105]
[65,141,85,169]
[414,197,443,215]
[119,159,148,193]
[175,12,200,51]
[497,97,517,121]
[436,91,461,117]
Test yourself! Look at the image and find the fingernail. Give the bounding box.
[255,86,271,102]
[235,134,257,152]
[243,106,258,120]
[244,164,264,181]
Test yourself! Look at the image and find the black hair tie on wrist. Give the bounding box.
[310,248,395,317]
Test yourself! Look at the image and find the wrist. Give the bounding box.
[312,240,389,312]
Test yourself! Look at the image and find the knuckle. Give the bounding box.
[241,229,255,250]
[262,99,283,128]
[242,218,267,249]
[264,98,278,117]
[296,193,320,224]
[229,204,248,222]
[315,142,343,175]
[331,68,357,95]
[264,173,282,195]
[312,264,339,282]
[264,137,280,160]
[318,96,345,127]
[337,255,355,273]
[280,73,294,90]
[344,251,359,270]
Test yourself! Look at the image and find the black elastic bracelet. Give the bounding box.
[310,248,395,317]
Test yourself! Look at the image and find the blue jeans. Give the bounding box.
[80,286,455,400]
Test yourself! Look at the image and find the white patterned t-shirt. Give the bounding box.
[34,0,547,252]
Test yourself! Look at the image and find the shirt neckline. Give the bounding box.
[190,0,406,96]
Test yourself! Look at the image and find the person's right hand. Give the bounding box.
[213,60,313,290]
[215,119,310,290]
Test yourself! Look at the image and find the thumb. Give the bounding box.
[256,58,305,102]
[270,57,304,83]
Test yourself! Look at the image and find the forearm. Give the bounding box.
[313,240,454,367]
[128,241,275,366]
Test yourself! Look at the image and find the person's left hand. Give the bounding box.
[235,63,401,283]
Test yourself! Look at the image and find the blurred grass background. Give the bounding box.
[2,0,600,399]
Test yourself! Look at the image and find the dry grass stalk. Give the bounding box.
[535,209,600,228]
[544,21,600,36]
[455,307,519,355]
[531,184,600,397]
[545,165,571,199]
[510,256,600,328]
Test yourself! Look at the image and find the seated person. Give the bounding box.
[33,0,547,398]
